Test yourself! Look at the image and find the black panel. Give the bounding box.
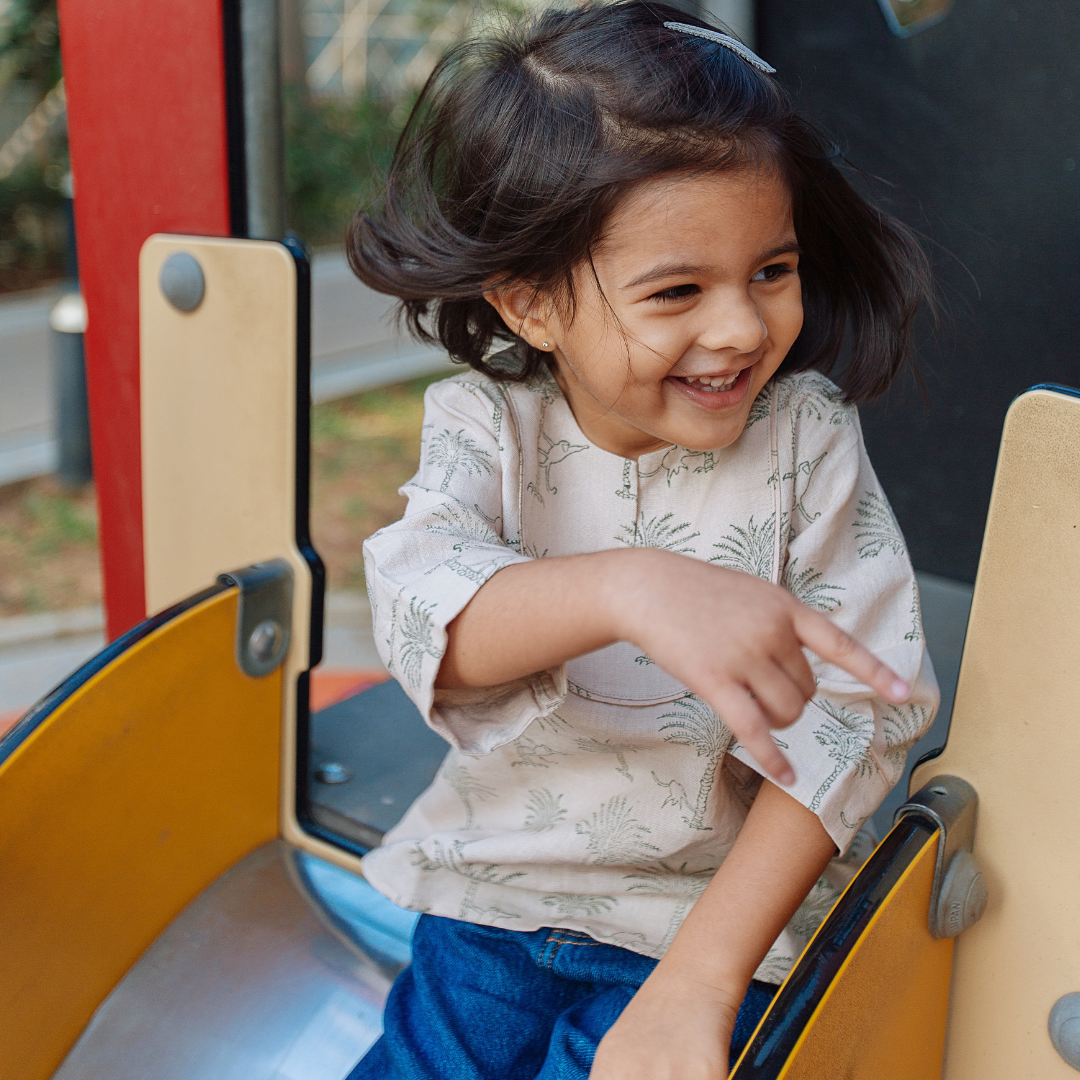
[758,0,1080,580]
[283,233,325,669]
[306,679,450,853]
[221,0,248,238]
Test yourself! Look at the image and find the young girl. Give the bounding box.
[345,4,938,1077]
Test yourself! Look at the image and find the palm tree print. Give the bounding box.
[782,557,844,612]
[790,379,850,426]
[442,760,496,829]
[788,877,840,940]
[658,697,732,830]
[904,579,924,642]
[523,788,567,832]
[624,861,715,953]
[427,428,493,493]
[411,838,525,921]
[575,795,660,865]
[510,736,565,769]
[745,388,772,428]
[710,514,775,579]
[533,711,572,735]
[459,378,508,450]
[808,698,877,812]
[881,703,930,785]
[853,491,905,558]
[541,892,619,918]
[388,596,440,690]
[425,503,501,546]
[575,737,645,781]
[615,512,700,554]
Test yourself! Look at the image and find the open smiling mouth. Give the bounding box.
[667,365,753,403]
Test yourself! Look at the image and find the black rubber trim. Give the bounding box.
[283,232,325,670]
[731,816,936,1078]
[221,0,248,238]
[0,582,230,770]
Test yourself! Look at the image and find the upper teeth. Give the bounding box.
[685,374,738,389]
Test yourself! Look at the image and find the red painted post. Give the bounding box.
[56,0,236,639]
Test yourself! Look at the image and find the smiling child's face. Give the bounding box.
[495,168,804,459]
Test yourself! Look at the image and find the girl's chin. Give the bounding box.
[664,365,754,411]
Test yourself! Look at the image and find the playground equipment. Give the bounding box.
[4,2,1080,1077]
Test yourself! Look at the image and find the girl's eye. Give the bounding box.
[751,263,793,283]
[650,283,700,303]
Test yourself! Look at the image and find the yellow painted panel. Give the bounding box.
[910,389,1080,1078]
[777,830,951,1080]
[0,589,280,1080]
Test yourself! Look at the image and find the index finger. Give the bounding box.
[792,607,911,704]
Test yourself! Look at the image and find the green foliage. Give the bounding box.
[284,85,411,247]
[0,0,67,289]
[0,0,61,93]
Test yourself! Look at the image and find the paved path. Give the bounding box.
[0,250,453,485]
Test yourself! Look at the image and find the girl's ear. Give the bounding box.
[483,281,555,352]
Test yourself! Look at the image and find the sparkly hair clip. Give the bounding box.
[662,22,776,74]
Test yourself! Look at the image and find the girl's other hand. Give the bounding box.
[589,969,739,1080]
[607,549,910,785]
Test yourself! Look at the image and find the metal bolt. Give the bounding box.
[248,619,282,663]
[159,252,205,312]
[315,763,351,785]
[1050,994,1080,1070]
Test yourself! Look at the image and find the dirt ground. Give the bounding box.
[0,373,441,618]
[310,373,442,594]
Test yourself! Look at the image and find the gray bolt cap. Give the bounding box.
[159,251,205,312]
[248,619,283,664]
[935,850,988,938]
[1050,994,1080,1069]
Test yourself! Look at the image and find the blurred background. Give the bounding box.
[1,0,1076,825]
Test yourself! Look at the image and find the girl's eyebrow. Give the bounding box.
[623,243,802,290]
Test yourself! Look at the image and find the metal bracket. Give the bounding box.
[217,559,293,678]
[896,775,988,939]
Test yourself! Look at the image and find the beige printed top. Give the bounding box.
[359,365,939,982]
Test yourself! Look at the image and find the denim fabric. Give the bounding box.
[346,914,777,1080]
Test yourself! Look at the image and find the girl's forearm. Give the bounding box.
[656,781,836,1001]
[436,549,648,688]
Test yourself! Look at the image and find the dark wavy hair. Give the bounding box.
[347,0,930,401]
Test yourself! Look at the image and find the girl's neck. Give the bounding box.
[550,358,672,461]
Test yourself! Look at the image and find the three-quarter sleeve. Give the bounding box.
[362,377,566,754]
[728,378,939,851]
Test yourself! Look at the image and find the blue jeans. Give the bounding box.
[347,914,777,1080]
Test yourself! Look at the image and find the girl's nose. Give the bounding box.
[697,289,768,355]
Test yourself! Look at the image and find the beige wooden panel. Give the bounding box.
[910,388,1080,1078]
[140,234,370,877]
[140,234,310,665]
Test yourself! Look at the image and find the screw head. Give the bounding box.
[159,252,205,312]
[248,619,283,663]
[315,762,351,785]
